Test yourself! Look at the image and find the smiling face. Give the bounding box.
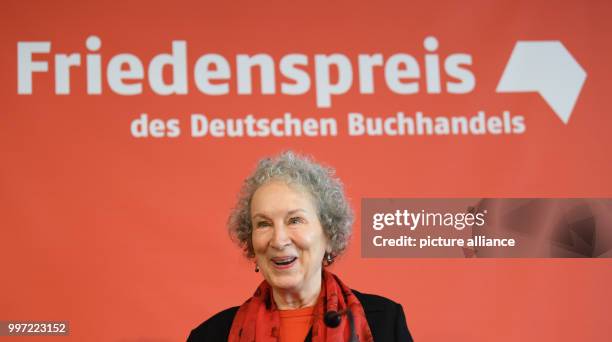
[250,180,329,294]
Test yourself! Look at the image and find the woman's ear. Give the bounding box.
[324,250,334,266]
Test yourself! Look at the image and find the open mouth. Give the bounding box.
[271,256,297,267]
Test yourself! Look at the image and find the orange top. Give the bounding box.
[279,306,315,342]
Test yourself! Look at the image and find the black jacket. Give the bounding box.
[187,290,414,341]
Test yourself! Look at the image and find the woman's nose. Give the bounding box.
[270,223,291,249]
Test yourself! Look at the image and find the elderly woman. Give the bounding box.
[188,151,413,342]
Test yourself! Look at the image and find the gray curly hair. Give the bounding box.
[228,151,353,264]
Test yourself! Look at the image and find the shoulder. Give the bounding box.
[352,289,401,312]
[187,306,239,342]
[186,292,413,341]
[352,289,414,342]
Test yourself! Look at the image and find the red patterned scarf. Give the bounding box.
[228,270,373,342]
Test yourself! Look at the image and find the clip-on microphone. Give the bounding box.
[324,309,358,342]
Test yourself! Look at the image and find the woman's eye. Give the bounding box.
[288,217,303,225]
[256,221,271,228]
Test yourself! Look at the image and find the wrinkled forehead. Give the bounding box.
[250,180,318,218]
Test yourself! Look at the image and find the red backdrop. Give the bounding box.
[1,0,611,341]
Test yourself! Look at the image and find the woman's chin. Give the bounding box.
[267,274,303,291]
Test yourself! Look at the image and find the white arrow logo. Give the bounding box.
[496,41,587,124]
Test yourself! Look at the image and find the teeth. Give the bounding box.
[273,257,296,265]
